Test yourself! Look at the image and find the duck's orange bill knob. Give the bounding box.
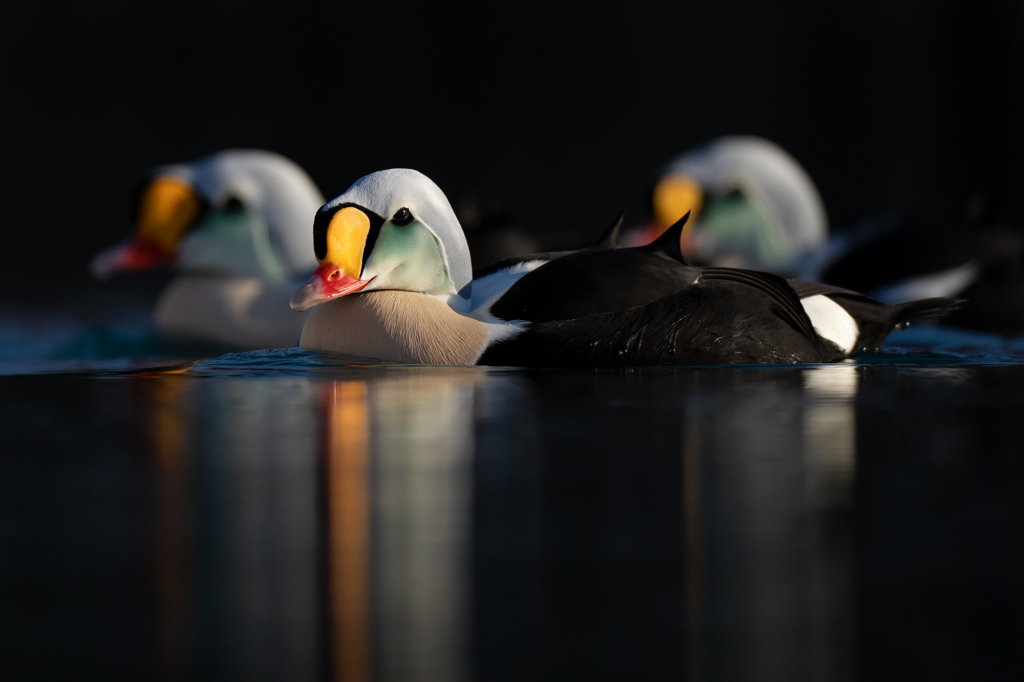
[90,240,175,280]
[290,264,373,311]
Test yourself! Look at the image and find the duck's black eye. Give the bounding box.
[391,207,413,225]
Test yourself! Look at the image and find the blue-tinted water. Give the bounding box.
[4,305,1024,376]
[2,305,1023,681]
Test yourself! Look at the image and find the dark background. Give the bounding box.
[3,0,1024,294]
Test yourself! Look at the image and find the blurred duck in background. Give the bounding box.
[632,137,1024,334]
[801,193,1024,333]
[91,150,323,348]
[623,136,829,275]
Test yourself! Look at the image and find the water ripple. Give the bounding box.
[3,309,1024,376]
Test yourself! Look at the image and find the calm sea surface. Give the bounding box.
[1,308,1023,681]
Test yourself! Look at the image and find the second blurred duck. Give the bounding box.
[801,196,1024,332]
[623,136,829,275]
[91,149,323,349]
[634,138,1024,333]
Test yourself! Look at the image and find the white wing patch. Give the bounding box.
[447,260,548,358]
[466,260,548,315]
[801,295,859,354]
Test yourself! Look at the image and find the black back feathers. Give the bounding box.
[488,230,700,323]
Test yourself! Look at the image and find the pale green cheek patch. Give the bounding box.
[363,222,455,295]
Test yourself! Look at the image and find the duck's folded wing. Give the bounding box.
[479,280,837,367]
[700,267,821,344]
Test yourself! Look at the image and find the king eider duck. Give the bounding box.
[799,196,1024,333]
[290,169,962,367]
[91,149,324,349]
[622,136,829,276]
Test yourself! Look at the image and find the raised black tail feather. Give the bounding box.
[893,297,967,326]
[643,211,690,264]
[594,212,624,249]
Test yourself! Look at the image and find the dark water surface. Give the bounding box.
[1,330,1024,681]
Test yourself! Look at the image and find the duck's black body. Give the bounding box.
[477,214,963,367]
[481,280,837,366]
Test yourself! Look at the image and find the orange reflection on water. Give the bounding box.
[144,378,195,682]
[324,381,370,682]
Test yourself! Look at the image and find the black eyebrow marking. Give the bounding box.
[313,203,385,262]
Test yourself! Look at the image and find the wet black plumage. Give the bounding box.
[489,248,698,323]
[480,280,841,367]
[478,213,964,367]
[489,213,696,323]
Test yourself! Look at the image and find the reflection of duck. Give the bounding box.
[321,371,477,682]
[803,199,1024,333]
[624,136,828,274]
[91,150,323,348]
[290,169,961,366]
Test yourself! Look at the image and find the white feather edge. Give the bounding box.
[448,259,549,352]
[800,295,859,354]
[871,261,979,305]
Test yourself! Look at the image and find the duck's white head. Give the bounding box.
[290,169,471,311]
[90,150,323,282]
